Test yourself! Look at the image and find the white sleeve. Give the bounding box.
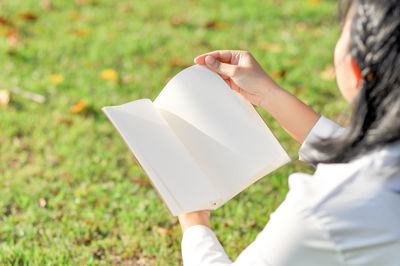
[181,194,340,266]
[180,116,344,266]
[181,225,232,266]
[298,116,345,163]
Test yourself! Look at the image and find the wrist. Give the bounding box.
[178,211,211,233]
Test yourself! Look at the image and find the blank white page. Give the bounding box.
[154,66,290,201]
[102,99,221,215]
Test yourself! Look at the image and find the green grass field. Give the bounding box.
[0,0,345,264]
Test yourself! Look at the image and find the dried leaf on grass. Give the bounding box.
[270,70,287,79]
[7,28,19,46]
[204,20,227,30]
[18,12,38,22]
[170,17,184,26]
[309,0,321,6]
[70,99,97,116]
[122,75,133,84]
[157,227,169,235]
[71,28,91,37]
[0,17,10,25]
[100,69,119,82]
[56,117,73,126]
[39,198,47,208]
[248,220,257,228]
[41,0,52,10]
[70,99,88,114]
[168,58,191,68]
[50,74,65,84]
[321,65,336,81]
[0,90,10,108]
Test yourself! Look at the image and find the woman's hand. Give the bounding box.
[178,210,211,233]
[194,50,281,107]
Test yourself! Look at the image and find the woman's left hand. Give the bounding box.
[178,210,211,233]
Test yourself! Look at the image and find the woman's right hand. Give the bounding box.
[194,50,281,107]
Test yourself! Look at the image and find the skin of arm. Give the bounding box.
[258,79,320,144]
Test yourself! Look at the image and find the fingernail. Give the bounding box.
[206,56,216,66]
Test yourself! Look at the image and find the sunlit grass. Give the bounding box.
[0,0,343,264]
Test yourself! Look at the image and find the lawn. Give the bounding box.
[0,0,344,264]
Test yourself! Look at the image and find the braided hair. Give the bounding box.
[311,0,400,164]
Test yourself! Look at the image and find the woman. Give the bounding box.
[178,0,400,265]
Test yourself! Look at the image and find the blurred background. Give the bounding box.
[0,0,343,264]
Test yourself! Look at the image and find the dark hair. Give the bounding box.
[311,0,400,164]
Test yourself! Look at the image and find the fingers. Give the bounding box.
[194,50,236,65]
[204,55,237,77]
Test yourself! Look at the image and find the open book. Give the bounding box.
[102,65,290,216]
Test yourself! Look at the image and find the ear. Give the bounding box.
[350,58,362,89]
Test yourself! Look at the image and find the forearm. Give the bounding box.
[260,82,320,145]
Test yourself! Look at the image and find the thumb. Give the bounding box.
[205,56,237,77]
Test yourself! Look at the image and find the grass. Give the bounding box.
[0,0,344,264]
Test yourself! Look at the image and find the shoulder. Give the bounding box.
[284,144,400,265]
[290,141,400,211]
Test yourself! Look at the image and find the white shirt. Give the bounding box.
[181,116,400,266]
